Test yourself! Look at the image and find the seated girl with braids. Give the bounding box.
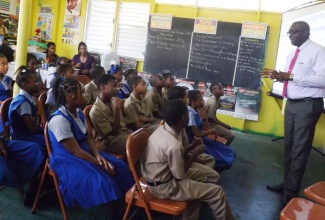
[8,66,46,147]
[47,78,134,210]
[108,64,123,83]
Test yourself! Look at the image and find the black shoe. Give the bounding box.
[267,183,284,194]
[281,194,293,207]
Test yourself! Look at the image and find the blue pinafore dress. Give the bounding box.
[48,108,134,208]
[8,95,46,147]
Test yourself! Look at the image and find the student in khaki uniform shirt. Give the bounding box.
[145,74,166,119]
[89,74,128,155]
[204,83,235,145]
[123,76,159,134]
[142,100,234,220]
[162,72,175,104]
[85,66,105,105]
[167,86,219,183]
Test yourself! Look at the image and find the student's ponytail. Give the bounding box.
[53,78,81,110]
[15,65,35,88]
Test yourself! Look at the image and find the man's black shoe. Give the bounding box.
[266,183,284,194]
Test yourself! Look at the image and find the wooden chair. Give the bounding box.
[38,91,48,116]
[32,123,68,220]
[304,181,325,206]
[123,128,189,220]
[198,107,227,144]
[83,105,126,161]
[76,75,91,86]
[0,97,13,139]
[280,197,325,220]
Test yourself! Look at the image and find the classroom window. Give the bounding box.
[155,0,196,6]
[83,0,116,53]
[115,2,150,60]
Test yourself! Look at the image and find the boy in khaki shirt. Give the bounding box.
[89,74,128,155]
[141,100,234,220]
[85,66,105,105]
[145,74,166,119]
[204,83,235,145]
[123,76,159,134]
[162,72,175,104]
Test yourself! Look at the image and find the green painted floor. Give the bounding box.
[1,131,325,220]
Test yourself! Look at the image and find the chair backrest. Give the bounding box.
[83,105,95,139]
[44,122,52,157]
[38,91,48,113]
[34,97,47,127]
[126,128,150,197]
[0,97,13,139]
[76,75,91,86]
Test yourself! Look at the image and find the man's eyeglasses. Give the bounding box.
[287,30,304,36]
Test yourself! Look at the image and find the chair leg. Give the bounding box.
[32,161,49,213]
[123,192,135,220]
[143,202,153,220]
[52,171,68,220]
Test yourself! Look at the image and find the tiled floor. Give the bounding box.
[1,131,324,220]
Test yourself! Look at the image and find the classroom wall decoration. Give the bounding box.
[62,0,81,45]
[36,12,53,40]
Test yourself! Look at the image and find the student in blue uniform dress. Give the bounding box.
[117,69,137,99]
[0,54,13,134]
[187,90,236,171]
[48,78,134,209]
[8,66,46,147]
[0,137,44,188]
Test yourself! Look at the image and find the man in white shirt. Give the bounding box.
[261,21,325,206]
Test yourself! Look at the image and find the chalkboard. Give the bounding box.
[187,22,242,84]
[143,17,193,78]
[233,37,266,89]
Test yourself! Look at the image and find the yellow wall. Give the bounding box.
[29,1,325,147]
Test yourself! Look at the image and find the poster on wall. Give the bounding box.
[36,13,53,40]
[62,0,81,45]
[217,86,237,116]
[233,87,261,121]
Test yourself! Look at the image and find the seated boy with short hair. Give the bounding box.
[141,99,234,220]
[123,76,159,134]
[89,74,128,155]
[204,83,235,145]
[85,66,105,105]
[145,74,166,119]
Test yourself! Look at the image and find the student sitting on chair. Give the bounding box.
[187,90,235,171]
[46,64,79,108]
[116,69,137,99]
[48,78,134,209]
[167,86,219,183]
[26,53,44,97]
[141,99,234,220]
[145,73,166,119]
[0,54,14,134]
[85,66,105,105]
[162,72,175,104]
[108,64,123,83]
[123,76,159,134]
[90,74,128,155]
[0,137,45,206]
[204,83,235,145]
[8,66,46,147]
